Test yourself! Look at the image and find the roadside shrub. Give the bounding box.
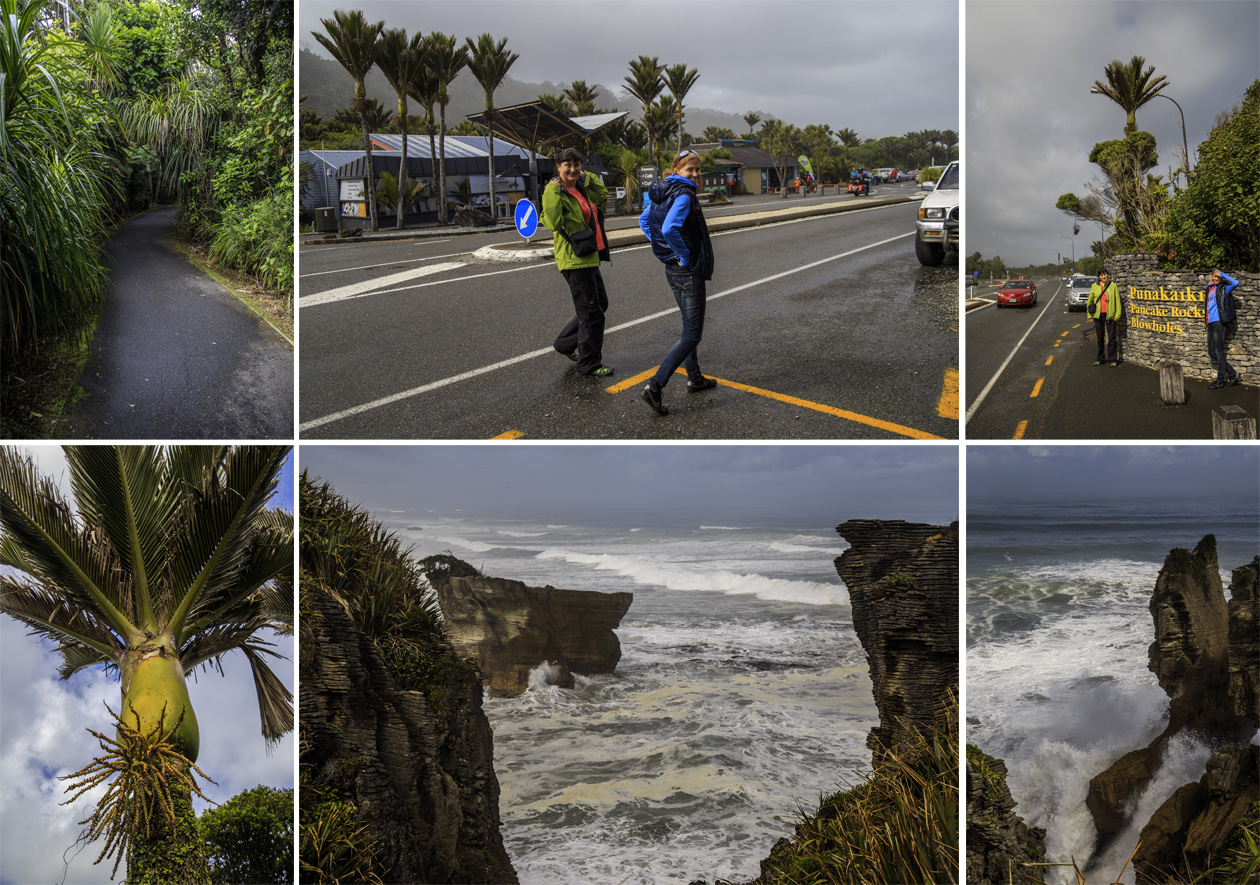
[208,185,293,293]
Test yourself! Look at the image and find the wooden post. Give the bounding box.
[1212,405,1257,440]
[1158,360,1185,405]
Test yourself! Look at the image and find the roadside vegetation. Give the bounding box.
[1055,60,1258,272]
[1,0,293,438]
[301,14,956,228]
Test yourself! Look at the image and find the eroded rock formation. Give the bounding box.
[966,748,1047,885]
[437,575,633,697]
[1086,538,1259,883]
[301,588,517,884]
[834,519,959,758]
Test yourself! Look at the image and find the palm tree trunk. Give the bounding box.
[486,111,496,221]
[397,114,408,230]
[438,108,449,225]
[361,118,378,231]
[125,780,210,885]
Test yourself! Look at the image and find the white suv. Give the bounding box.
[915,161,959,266]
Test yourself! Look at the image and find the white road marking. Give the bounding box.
[299,261,467,307]
[300,231,914,433]
[964,280,1064,425]
[300,249,471,278]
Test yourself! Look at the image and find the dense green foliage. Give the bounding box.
[199,785,294,885]
[1150,80,1259,271]
[754,694,959,885]
[1,0,292,370]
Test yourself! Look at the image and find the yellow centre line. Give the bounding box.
[1014,419,1029,439]
[609,368,944,440]
[937,368,959,420]
[491,430,524,440]
[1030,378,1044,398]
[1045,356,1054,366]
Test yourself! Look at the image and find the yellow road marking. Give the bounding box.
[1030,378,1044,398]
[1014,419,1029,439]
[1045,356,1054,366]
[937,368,959,420]
[1054,341,1061,347]
[1060,331,1071,337]
[491,430,524,440]
[610,368,945,439]
[605,367,661,393]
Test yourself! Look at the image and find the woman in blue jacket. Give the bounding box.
[637,150,716,416]
[1204,269,1241,388]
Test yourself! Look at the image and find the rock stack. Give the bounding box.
[1086,539,1258,883]
[966,748,1047,885]
[436,575,633,697]
[835,519,959,758]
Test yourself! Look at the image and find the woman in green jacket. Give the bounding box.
[543,147,613,377]
[1087,269,1122,366]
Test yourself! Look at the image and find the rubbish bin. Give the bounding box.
[315,207,337,232]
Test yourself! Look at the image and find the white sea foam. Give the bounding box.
[769,541,847,555]
[497,530,549,538]
[535,547,847,605]
[699,525,743,531]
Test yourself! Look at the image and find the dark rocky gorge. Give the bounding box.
[969,537,1259,885]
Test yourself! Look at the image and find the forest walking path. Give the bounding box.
[66,207,292,439]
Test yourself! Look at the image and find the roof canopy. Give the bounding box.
[465,101,627,149]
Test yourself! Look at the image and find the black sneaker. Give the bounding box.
[641,385,668,415]
[555,347,578,362]
[687,377,718,393]
[1229,373,1242,386]
[1208,379,1226,389]
[581,365,614,377]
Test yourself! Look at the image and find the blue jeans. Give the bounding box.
[649,264,706,392]
[1207,321,1235,381]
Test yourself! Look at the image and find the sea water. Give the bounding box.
[967,497,1259,885]
[380,508,880,884]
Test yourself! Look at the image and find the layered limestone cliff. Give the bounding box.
[966,748,1047,885]
[1085,538,1259,883]
[301,588,518,884]
[436,575,633,697]
[834,519,959,757]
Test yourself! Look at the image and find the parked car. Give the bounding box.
[996,279,1038,308]
[915,160,959,266]
[1067,275,1096,311]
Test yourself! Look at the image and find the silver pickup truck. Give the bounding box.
[915,161,959,266]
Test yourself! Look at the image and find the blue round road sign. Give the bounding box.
[515,199,539,238]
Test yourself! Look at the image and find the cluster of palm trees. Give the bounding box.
[313,9,520,231]
[621,55,700,160]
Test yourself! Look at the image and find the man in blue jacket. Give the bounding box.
[1204,269,1241,389]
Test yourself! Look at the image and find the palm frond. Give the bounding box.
[0,576,121,670]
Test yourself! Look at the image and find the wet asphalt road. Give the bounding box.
[65,208,293,440]
[965,276,1260,439]
[299,199,959,440]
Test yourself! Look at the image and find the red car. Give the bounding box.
[996,279,1038,308]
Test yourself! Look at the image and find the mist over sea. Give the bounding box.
[380,507,880,884]
[967,496,1260,885]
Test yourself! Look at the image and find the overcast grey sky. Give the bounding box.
[967,0,1259,268]
[300,445,961,525]
[0,448,295,885]
[968,445,1260,503]
[301,0,960,135]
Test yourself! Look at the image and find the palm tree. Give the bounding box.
[562,80,599,115]
[408,39,441,219]
[647,97,680,162]
[0,445,293,881]
[664,63,699,156]
[743,112,762,140]
[427,32,469,225]
[836,127,860,172]
[465,33,519,222]
[377,28,428,229]
[1091,55,1169,136]
[624,55,665,157]
[313,9,384,231]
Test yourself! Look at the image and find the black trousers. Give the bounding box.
[1094,317,1118,362]
[555,267,609,373]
